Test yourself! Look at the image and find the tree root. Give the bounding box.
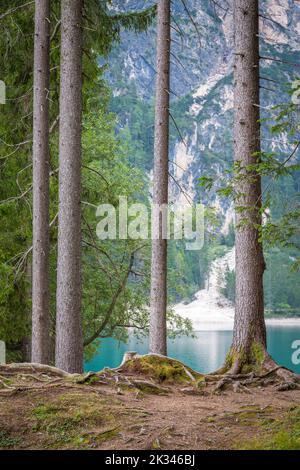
[275,381,300,391]
[232,381,253,394]
[131,379,169,394]
[0,380,109,397]
[183,366,196,382]
[209,348,300,394]
[211,361,300,393]
[74,372,97,384]
[263,356,300,382]
[0,378,14,390]
[0,363,72,378]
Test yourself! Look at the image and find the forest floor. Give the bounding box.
[0,355,300,450]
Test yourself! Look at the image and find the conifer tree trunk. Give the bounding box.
[31,0,51,364]
[55,0,83,373]
[229,0,267,372]
[149,0,170,356]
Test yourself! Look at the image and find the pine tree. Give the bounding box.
[149,0,171,356]
[31,0,51,364]
[227,0,266,373]
[55,0,83,373]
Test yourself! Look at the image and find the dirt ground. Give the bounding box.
[0,356,299,450]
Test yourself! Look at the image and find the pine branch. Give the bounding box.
[257,141,300,205]
[260,55,300,68]
[169,111,187,147]
[168,172,193,205]
[259,14,285,30]
[0,185,32,206]
[170,51,188,73]
[50,20,61,42]
[169,159,187,173]
[0,1,34,21]
[179,0,202,49]
[82,164,109,186]
[171,15,185,38]
[259,85,276,93]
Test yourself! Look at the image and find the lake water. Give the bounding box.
[85,325,300,374]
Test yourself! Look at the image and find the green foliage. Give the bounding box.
[85,1,156,57]
[264,248,300,315]
[221,267,235,303]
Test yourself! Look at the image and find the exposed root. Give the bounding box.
[131,379,168,394]
[275,381,300,392]
[263,356,300,383]
[207,365,229,376]
[214,377,232,392]
[214,375,252,394]
[210,359,300,393]
[0,380,108,397]
[0,378,14,390]
[209,346,300,394]
[183,366,196,382]
[75,371,97,384]
[0,363,72,378]
[232,381,253,394]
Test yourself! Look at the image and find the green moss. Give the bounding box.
[72,427,119,449]
[30,393,117,448]
[0,430,21,448]
[70,372,101,385]
[152,438,161,449]
[206,416,216,423]
[237,406,300,450]
[86,375,101,384]
[236,410,263,425]
[97,427,119,442]
[196,377,206,388]
[33,404,62,420]
[224,347,240,369]
[239,430,300,450]
[122,355,203,384]
[250,343,265,367]
[224,342,266,373]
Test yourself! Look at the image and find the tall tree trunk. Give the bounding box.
[24,260,32,362]
[149,0,170,356]
[31,0,51,364]
[55,0,83,373]
[229,0,266,373]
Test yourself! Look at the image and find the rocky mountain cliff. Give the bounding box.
[107,0,300,223]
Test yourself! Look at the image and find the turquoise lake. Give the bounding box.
[85,325,300,374]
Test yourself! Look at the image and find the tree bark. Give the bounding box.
[149,0,171,356]
[55,0,83,373]
[230,0,266,372]
[31,0,51,364]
